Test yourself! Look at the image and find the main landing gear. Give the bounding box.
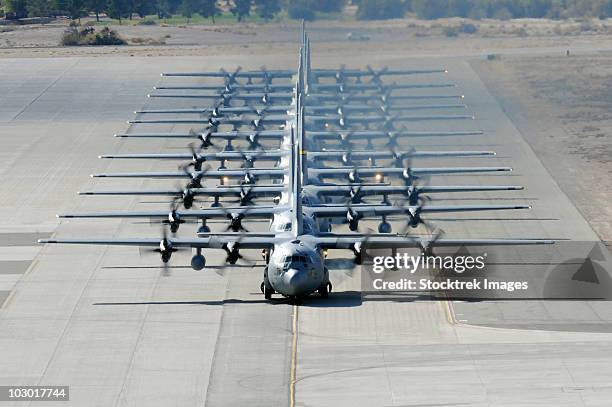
[260,282,275,300]
[317,282,332,299]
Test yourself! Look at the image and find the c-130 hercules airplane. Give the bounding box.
[39,29,554,300]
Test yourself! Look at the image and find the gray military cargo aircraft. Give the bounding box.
[39,31,554,300]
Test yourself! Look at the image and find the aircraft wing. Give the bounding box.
[129,115,292,125]
[78,185,286,197]
[311,68,447,78]
[91,168,287,179]
[306,130,483,141]
[39,236,282,249]
[57,206,288,220]
[114,130,287,140]
[305,204,530,218]
[314,235,554,250]
[99,151,286,161]
[308,114,475,123]
[310,166,512,178]
[307,93,465,102]
[161,70,294,79]
[309,184,524,197]
[308,150,495,160]
[148,92,293,100]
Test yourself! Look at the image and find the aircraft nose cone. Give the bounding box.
[282,269,311,296]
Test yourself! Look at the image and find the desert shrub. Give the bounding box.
[579,20,596,32]
[509,26,528,36]
[129,36,166,45]
[61,26,126,46]
[459,22,478,33]
[137,18,157,25]
[60,26,81,45]
[443,26,459,37]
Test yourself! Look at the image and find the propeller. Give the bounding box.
[160,199,186,234]
[223,241,242,264]
[196,128,215,150]
[250,105,268,129]
[247,131,264,149]
[179,163,211,189]
[260,65,271,85]
[419,228,446,256]
[221,66,242,85]
[366,65,388,85]
[351,228,374,265]
[220,235,255,267]
[348,184,363,204]
[341,151,352,165]
[238,184,255,206]
[181,187,197,209]
[346,201,362,232]
[394,199,435,233]
[140,228,179,276]
[347,166,360,183]
[181,143,206,171]
[406,176,432,206]
[381,113,399,131]
[334,64,346,84]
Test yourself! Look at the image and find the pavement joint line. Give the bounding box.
[289,304,299,407]
[23,258,38,277]
[0,289,16,310]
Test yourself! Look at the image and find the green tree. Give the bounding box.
[288,0,315,19]
[4,0,28,17]
[26,0,52,16]
[179,0,199,22]
[200,0,220,22]
[133,0,155,17]
[255,0,279,19]
[68,0,85,20]
[86,0,107,21]
[448,0,472,16]
[107,0,130,23]
[230,0,250,21]
[155,0,182,19]
[309,0,344,12]
[357,0,407,20]
[411,0,448,19]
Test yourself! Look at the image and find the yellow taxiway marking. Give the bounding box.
[441,300,457,325]
[290,304,299,407]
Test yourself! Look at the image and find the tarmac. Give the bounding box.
[1,50,612,407]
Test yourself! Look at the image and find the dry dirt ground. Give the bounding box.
[4,17,612,57]
[473,55,612,247]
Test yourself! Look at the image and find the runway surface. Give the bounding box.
[1,50,612,407]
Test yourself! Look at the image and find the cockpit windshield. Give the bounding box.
[282,254,308,270]
[276,222,292,232]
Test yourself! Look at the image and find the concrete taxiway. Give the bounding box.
[1,50,612,407]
